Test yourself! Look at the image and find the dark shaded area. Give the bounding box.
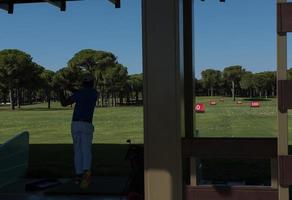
[27,144,292,187]
[182,137,277,158]
[243,98,272,102]
[185,185,278,200]
[44,177,127,195]
[28,144,131,178]
[124,143,144,195]
[196,146,292,186]
[18,107,71,111]
[198,158,271,185]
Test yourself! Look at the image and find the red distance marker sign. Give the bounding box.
[194,103,205,113]
[250,101,260,107]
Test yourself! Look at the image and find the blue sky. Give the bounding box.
[0,0,142,74]
[195,0,291,77]
[0,0,290,78]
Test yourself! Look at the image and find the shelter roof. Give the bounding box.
[0,0,120,14]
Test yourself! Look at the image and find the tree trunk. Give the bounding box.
[101,94,104,107]
[141,90,144,103]
[126,92,130,104]
[130,91,134,101]
[119,92,123,105]
[96,97,99,107]
[111,91,114,107]
[114,92,117,106]
[28,90,32,105]
[135,91,139,105]
[3,95,7,104]
[210,87,214,97]
[9,88,15,110]
[265,90,268,99]
[16,88,21,109]
[47,90,51,109]
[231,81,235,101]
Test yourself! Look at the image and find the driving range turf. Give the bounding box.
[1,97,292,180]
[1,97,291,144]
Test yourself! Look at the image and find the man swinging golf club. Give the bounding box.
[59,74,98,188]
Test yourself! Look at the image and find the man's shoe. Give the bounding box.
[80,170,91,189]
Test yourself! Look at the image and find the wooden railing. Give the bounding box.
[182,137,281,200]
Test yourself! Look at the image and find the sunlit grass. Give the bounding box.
[0,102,143,144]
[1,97,292,144]
[195,97,292,142]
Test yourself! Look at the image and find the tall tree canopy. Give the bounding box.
[240,72,255,98]
[0,49,34,109]
[223,65,246,101]
[201,69,222,96]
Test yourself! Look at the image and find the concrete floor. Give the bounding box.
[0,178,127,200]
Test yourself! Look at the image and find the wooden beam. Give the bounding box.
[277,0,289,199]
[184,0,194,138]
[45,0,66,11]
[0,2,14,14]
[182,137,277,158]
[107,0,120,8]
[143,0,184,199]
[185,186,278,200]
[271,158,278,189]
[277,2,292,34]
[278,80,292,112]
[279,156,292,187]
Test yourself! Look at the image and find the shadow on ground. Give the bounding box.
[243,98,272,102]
[28,144,132,178]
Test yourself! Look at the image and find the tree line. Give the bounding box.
[0,49,143,110]
[1,49,289,109]
[197,65,292,100]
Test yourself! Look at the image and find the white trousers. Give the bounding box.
[71,121,94,175]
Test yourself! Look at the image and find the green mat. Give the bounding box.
[44,177,128,195]
[0,132,29,188]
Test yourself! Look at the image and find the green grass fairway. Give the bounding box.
[1,97,292,144]
[1,97,291,178]
[0,102,143,144]
[195,97,287,138]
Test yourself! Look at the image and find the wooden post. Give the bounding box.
[184,0,194,138]
[271,158,278,189]
[183,0,195,188]
[142,0,184,199]
[277,0,289,199]
[190,157,197,186]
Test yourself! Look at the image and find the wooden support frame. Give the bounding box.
[182,138,277,158]
[45,0,66,11]
[271,158,278,189]
[185,186,278,200]
[278,80,292,113]
[142,0,184,199]
[183,0,195,189]
[0,2,14,14]
[108,0,121,8]
[279,156,292,187]
[277,2,292,34]
[277,0,289,200]
[184,0,194,138]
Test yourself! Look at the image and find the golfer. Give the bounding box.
[59,74,98,188]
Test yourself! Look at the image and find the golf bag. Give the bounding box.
[124,140,144,200]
